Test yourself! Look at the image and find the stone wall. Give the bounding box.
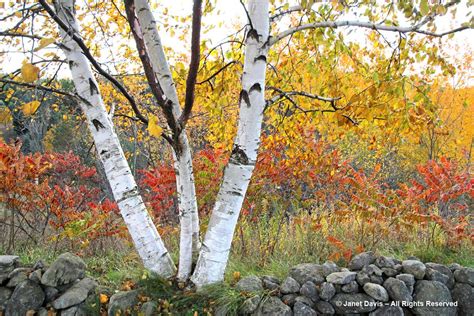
[234,252,473,315]
[1,252,473,315]
[0,253,96,316]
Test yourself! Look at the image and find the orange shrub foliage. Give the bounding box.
[0,141,123,250]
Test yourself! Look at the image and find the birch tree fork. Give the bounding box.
[52,0,175,276]
[133,0,202,280]
[191,0,270,287]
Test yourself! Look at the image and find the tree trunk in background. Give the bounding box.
[191,0,269,287]
[135,0,201,281]
[54,0,175,277]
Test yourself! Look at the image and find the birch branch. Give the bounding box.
[270,20,471,46]
[180,0,203,127]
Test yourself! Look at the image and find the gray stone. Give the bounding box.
[396,273,415,295]
[262,275,280,284]
[383,277,412,302]
[369,306,403,316]
[402,260,426,280]
[255,296,292,316]
[356,271,371,286]
[451,283,473,316]
[32,260,45,271]
[381,267,398,277]
[0,256,19,274]
[341,281,359,293]
[0,273,8,285]
[61,304,88,316]
[6,268,29,287]
[375,256,396,269]
[262,275,280,290]
[319,282,336,301]
[413,280,456,316]
[281,294,297,306]
[349,252,376,270]
[293,302,317,316]
[108,290,139,316]
[363,264,383,276]
[394,264,402,272]
[141,301,158,316]
[425,268,449,286]
[395,273,415,286]
[41,253,86,287]
[289,263,325,285]
[330,293,377,314]
[370,275,384,285]
[321,261,339,277]
[300,281,319,302]
[314,300,335,315]
[363,283,389,302]
[425,263,454,288]
[326,271,356,285]
[52,277,97,309]
[0,287,12,306]
[5,280,45,316]
[454,267,474,286]
[240,295,261,314]
[43,286,59,303]
[448,263,462,271]
[236,276,263,292]
[28,269,42,283]
[37,308,49,316]
[294,295,314,308]
[281,277,300,294]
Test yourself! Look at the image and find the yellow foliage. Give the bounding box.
[147,116,163,138]
[34,37,56,51]
[22,101,41,116]
[21,62,40,83]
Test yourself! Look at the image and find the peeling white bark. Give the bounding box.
[54,0,175,277]
[135,0,200,280]
[191,0,269,286]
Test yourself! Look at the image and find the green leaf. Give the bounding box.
[420,0,429,16]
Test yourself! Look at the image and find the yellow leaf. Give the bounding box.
[34,37,55,51]
[99,293,109,304]
[147,116,163,138]
[22,100,41,115]
[21,62,40,82]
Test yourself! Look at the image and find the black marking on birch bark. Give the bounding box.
[68,60,75,68]
[255,55,267,63]
[230,144,249,165]
[92,119,105,131]
[239,90,250,107]
[249,83,262,94]
[89,78,99,95]
[246,29,259,41]
[117,187,139,203]
[227,190,243,196]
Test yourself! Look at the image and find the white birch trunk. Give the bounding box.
[191,0,269,286]
[54,0,175,277]
[135,0,200,280]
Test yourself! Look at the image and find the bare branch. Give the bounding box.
[270,5,303,23]
[197,60,240,86]
[266,86,341,109]
[180,0,203,127]
[270,20,471,46]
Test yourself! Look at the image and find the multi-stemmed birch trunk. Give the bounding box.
[191,0,270,286]
[53,0,175,276]
[42,0,469,288]
[133,0,201,281]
